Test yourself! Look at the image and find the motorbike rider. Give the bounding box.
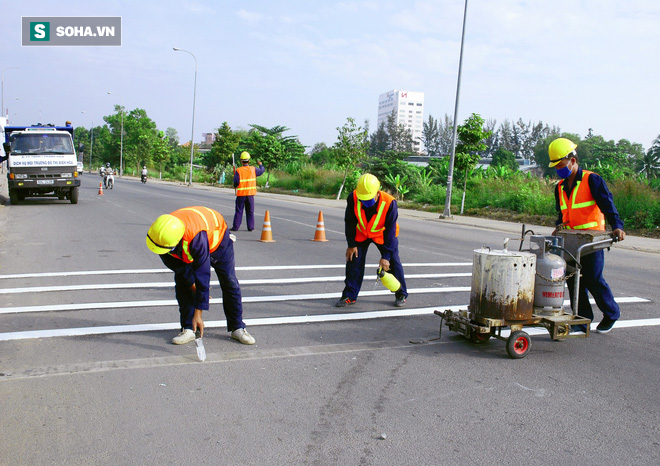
[141,166,148,182]
[102,162,114,189]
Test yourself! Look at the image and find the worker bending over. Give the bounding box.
[337,173,408,308]
[146,206,256,345]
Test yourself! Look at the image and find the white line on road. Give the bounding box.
[0,298,652,341]
[0,273,472,295]
[0,262,471,280]
[0,287,472,314]
[0,305,466,341]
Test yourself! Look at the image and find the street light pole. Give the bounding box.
[2,67,19,118]
[90,120,94,171]
[106,91,124,176]
[442,0,469,219]
[173,47,197,186]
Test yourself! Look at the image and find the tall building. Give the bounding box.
[377,90,425,153]
[202,132,216,146]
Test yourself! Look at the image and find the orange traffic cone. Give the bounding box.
[312,211,329,242]
[259,210,276,243]
[98,182,104,195]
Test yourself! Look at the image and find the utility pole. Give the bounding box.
[442,0,469,219]
[173,47,198,186]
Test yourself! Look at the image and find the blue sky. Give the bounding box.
[2,1,659,150]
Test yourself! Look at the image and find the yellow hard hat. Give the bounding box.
[146,214,185,254]
[548,138,577,167]
[356,173,380,201]
[240,151,250,161]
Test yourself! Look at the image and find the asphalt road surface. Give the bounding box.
[1,175,659,465]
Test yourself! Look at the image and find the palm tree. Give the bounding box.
[637,135,660,179]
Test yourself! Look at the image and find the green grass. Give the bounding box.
[155,162,660,237]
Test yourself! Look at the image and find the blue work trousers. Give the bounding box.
[566,249,620,322]
[174,241,245,332]
[232,196,255,230]
[341,239,407,301]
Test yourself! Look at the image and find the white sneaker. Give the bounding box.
[231,328,255,345]
[172,329,195,345]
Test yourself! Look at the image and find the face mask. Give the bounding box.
[361,198,377,208]
[555,162,572,179]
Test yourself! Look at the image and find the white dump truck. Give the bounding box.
[2,123,81,204]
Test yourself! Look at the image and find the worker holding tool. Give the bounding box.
[146,206,256,345]
[336,173,408,308]
[548,138,625,334]
[231,151,265,231]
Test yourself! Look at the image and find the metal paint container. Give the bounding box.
[469,247,536,322]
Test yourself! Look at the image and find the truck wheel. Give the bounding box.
[506,331,531,359]
[70,187,79,204]
[9,189,19,205]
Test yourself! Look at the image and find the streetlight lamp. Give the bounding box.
[106,91,124,176]
[2,67,19,118]
[442,0,469,219]
[173,47,197,186]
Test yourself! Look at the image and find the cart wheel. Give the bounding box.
[506,331,531,359]
[470,330,491,344]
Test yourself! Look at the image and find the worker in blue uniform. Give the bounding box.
[146,206,256,345]
[549,138,625,334]
[336,173,408,308]
[231,151,265,231]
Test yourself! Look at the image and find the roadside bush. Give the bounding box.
[410,184,447,205]
[610,179,660,230]
[270,167,345,196]
[464,176,555,215]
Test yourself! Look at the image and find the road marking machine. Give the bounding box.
[434,227,617,358]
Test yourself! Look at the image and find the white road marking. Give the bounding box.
[0,287,471,314]
[492,317,660,337]
[0,273,472,295]
[0,298,652,341]
[0,262,471,280]
[0,305,462,341]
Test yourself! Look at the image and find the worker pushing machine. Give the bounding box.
[231,151,265,231]
[336,173,408,308]
[146,206,256,345]
[548,138,625,334]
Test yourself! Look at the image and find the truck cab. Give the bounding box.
[3,124,81,204]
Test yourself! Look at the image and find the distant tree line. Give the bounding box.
[74,106,660,188]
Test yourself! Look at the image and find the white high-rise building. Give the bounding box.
[377,90,425,153]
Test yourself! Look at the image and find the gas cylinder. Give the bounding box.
[469,246,536,322]
[529,236,566,315]
[377,267,402,293]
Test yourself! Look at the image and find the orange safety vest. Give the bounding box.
[169,206,227,263]
[353,191,400,244]
[236,166,257,197]
[558,171,605,230]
